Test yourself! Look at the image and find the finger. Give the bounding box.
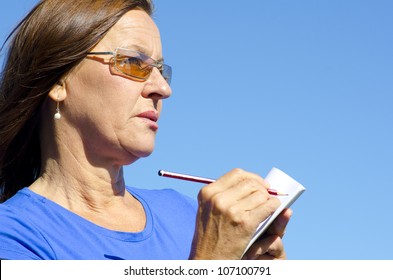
[214,168,270,192]
[213,179,271,208]
[243,235,286,260]
[248,195,280,223]
[266,208,293,237]
[198,169,271,209]
[218,192,279,234]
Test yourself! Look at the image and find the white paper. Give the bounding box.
[242,167,306,256]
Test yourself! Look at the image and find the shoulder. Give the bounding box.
[0,188,38,225]
[0,189,55,259]
[0,202,42,259]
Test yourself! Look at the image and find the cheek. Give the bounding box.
[66,61,142,122]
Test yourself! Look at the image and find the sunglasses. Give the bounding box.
[87,48,172,85]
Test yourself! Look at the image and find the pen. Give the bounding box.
[158,170,288,196]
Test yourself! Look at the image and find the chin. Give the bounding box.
[119,136,156,163]
[137,149,154,158]
[125,145,155,162]
[120,149,154,166]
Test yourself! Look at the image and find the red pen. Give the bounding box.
[158,170,288,196]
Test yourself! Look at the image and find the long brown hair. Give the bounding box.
[0,0,153,202]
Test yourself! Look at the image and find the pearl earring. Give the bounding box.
[54,97,61,120]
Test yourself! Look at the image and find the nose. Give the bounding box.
[141,67,172,100]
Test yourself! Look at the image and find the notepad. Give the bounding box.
[242,167,306,256]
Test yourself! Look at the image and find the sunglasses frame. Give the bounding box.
[87,47,172,84]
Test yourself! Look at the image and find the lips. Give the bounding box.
[136,110,159,131]
[136,110,159,122]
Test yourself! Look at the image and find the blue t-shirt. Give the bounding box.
[0,186,197,260]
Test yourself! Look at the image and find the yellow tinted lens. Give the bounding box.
[115,56,152,79]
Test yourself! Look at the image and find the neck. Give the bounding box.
[32,145,127,212]
[32,106,135,212]
[29,101,146,232]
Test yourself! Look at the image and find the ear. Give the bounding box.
[48,81,67,102]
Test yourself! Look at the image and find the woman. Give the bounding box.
[0,0,291,260]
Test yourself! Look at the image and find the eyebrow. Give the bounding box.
[123,44,165,63]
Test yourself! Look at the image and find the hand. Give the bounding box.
[189,168,281,260]
[242,208,292,260]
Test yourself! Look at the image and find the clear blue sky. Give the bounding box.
[1,0,392,260]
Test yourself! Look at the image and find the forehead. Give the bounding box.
[96,9,162,57]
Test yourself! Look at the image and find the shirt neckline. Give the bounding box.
[19,186,154,242]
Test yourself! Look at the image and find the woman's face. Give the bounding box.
[63,9,172,165]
